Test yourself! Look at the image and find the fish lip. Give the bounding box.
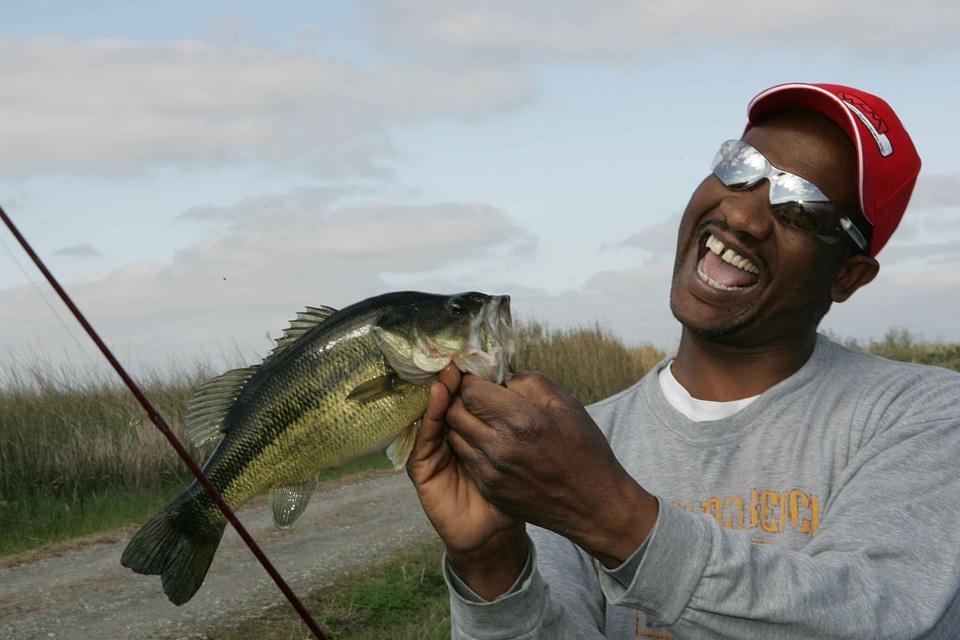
[495,296,516,374]
[457,295,515,384]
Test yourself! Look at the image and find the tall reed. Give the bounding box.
[0,354,213,511]
[842,328,960,371]
[514,319,665,405]
[0,322,661,515]
[7,321,955,553]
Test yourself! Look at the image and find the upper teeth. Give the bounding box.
[705,234,759,274]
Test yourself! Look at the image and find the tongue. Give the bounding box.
[701,250,759,288]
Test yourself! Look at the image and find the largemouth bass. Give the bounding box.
[121,291,514,605]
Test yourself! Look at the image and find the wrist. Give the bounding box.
[579,480,659,569]
[447,522,528,602]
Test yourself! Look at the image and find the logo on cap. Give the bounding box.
[836,91,893,158]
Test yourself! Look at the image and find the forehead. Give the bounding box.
[741,110,859,213]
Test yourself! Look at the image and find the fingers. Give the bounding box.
[417,365,461,439]
[455,372,580,430]
[504,371,580,409]
[437,362,463,397]
[407,364,461,478]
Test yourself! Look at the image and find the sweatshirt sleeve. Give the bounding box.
[600,412,960,639]
[447,530,608,639]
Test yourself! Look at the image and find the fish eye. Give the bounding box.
[446,298,464,315]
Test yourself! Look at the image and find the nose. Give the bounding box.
[715,177,776,241]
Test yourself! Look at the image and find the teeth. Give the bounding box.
[706,234,724,255]
[704,234,758,274]
[696,263,743,291]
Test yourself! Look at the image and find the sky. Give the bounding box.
[1,0,959,379]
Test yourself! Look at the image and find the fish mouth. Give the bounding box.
[454,295,515,384]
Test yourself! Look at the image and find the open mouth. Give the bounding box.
[455,296,515,384]
[696,233,760,291]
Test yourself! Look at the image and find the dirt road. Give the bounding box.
[0,471,437,640]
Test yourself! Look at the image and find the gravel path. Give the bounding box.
[0,472,437,640]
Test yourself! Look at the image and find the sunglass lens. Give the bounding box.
[712,141,767,190]
[771,202,843,243]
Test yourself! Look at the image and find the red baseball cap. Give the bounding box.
[746,83,921,257]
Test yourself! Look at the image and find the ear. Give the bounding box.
[831,254,879,303]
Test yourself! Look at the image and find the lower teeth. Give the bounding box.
[697,258,746,291]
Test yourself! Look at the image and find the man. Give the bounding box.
[407,83,960,638]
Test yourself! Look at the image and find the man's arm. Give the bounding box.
[405,365,528,602]
[438,369,960,639]
[601,410,960,638]
[406,366,621,638]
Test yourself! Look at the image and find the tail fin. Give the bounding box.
[121,500,225,606]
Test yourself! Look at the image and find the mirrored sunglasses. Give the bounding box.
[711,139,867,252]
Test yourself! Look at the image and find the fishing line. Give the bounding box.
[0,232,98,367]
[0,203,329,640]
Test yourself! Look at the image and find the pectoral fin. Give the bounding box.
[269,476,318,529]
[386,419,421,470]
[346,373,403,403]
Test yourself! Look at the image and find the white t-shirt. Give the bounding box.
[658,359,759,422]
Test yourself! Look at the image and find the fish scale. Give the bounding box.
[121,290,514,606]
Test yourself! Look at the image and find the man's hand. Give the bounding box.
[406,364,528,601]
[445,370,659,569]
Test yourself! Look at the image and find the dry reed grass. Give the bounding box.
[0,322,663,510]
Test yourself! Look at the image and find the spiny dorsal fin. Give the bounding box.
[184,366,258,447]
[346,373,403,403]
[262,305,338,366]
[270,476,318,529]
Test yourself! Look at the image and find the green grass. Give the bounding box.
[0,453,393,557]
[196,540,451,640]
[838,327,960,371]
[0,483,185,556]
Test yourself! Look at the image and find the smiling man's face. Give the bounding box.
[669,110,861,346]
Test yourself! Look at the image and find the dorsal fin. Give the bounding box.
[184,365,259,446]
[185,304,337,447]
[262,305,338,366]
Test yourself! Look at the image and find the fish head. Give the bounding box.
[373,292,515,385]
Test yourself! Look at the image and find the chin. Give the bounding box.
[670,295,758,344]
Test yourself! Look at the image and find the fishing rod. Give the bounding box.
[0,203,329,640]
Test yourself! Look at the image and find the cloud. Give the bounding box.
[504,265,680,351]
[822,263,960,343]
[51,244,101,258]
[0,33,538,180]
[617,213,681,258]
[178,186,372,223]
[877,239,960,266]
[367,0,960,62]
[909,173,960,211]
[0,189,538,369]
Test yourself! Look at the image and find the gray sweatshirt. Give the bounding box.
[446,335,960,639]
